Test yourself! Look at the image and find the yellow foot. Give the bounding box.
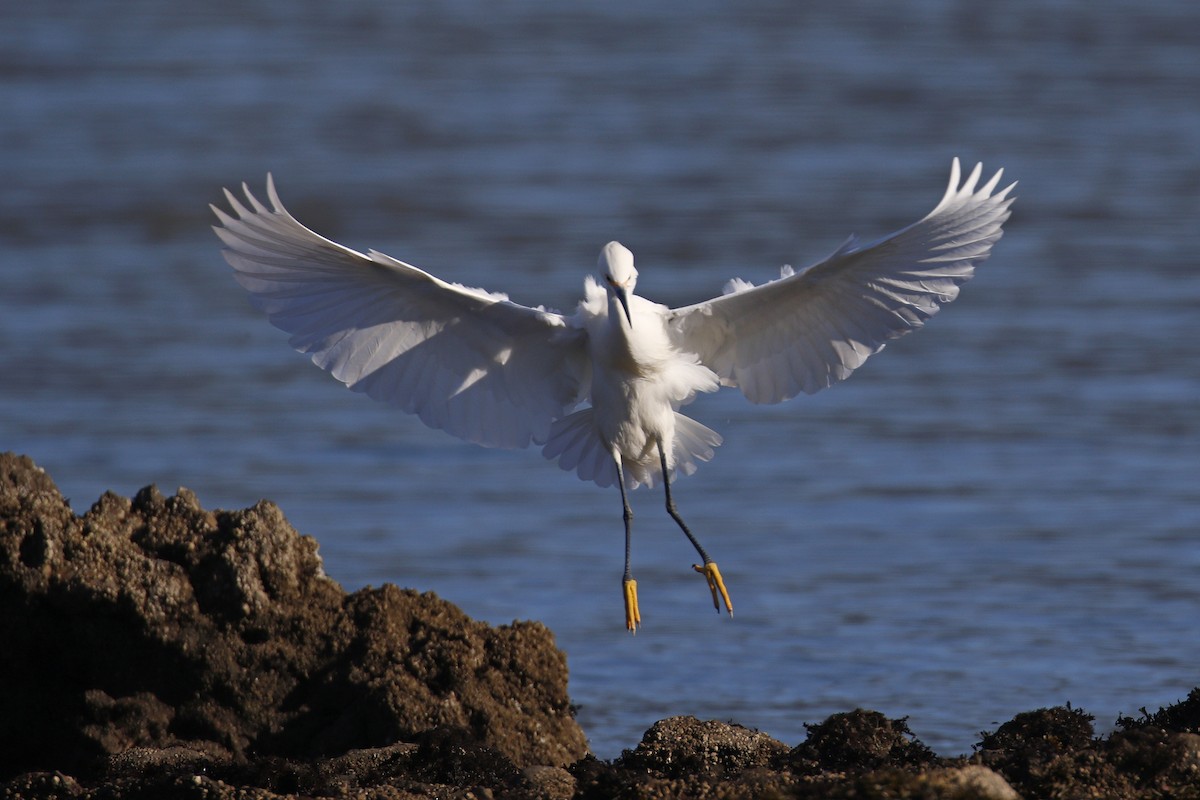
[692,561,733,617]
[623,578,641,632]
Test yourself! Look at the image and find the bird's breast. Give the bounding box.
[603,339,651,378]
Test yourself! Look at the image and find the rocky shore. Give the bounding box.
[2,451,1197,799]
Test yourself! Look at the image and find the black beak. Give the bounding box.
[615,287,633,328]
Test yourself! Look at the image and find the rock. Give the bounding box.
[7,452,1200,799]
[785,708,935,774]
[523,765,577,800]
[0,452,586,782]
[916,765,1021,799]
[1117,687,1200,734]
[978,705,1097,756]
[594,713,936,799]
[103,743,234,780]
[616,716,789,778]
[973,701,1200,799]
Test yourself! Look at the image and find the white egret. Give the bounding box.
[213,158,1015,631]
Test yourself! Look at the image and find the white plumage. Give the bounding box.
[213,158,1015,630]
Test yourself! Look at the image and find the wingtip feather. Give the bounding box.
[961,161,984,195]
[979,166,1004,197]
[266,173,284,213]
[938,158,963,209]
[242,181,272,216]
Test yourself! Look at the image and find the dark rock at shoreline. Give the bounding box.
[0,452,585,782]
[3,452,1199,799]
[974,700,1200,799]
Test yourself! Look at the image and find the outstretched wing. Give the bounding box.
[212,176,588,449]
[666,159,1015,404]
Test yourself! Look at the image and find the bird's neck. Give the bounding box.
[607,295,640,346]
[604,296,662,381]
[603,296,651,377]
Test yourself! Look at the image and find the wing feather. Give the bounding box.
[667,159,1015,403]
[213,176,588,449]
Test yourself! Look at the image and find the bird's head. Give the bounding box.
[599,241,638,327]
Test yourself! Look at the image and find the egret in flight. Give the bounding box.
[213,159,1014,631]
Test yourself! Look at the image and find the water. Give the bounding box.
[3,1,1198,758]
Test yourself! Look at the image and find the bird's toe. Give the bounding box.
[692,561,733,617]
[623,577,641,632]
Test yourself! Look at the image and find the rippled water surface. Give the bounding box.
[4,1,1198,757]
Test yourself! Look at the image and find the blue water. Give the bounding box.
[3,1,1198,758]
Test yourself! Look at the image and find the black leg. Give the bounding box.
[616,459,634,582]
[657,439,712,564]
[657,438,733,617]
[615,457,640,631]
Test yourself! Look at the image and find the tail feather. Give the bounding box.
[671,414,723,478]
[542,408,619,488]
[542,409,721,490]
